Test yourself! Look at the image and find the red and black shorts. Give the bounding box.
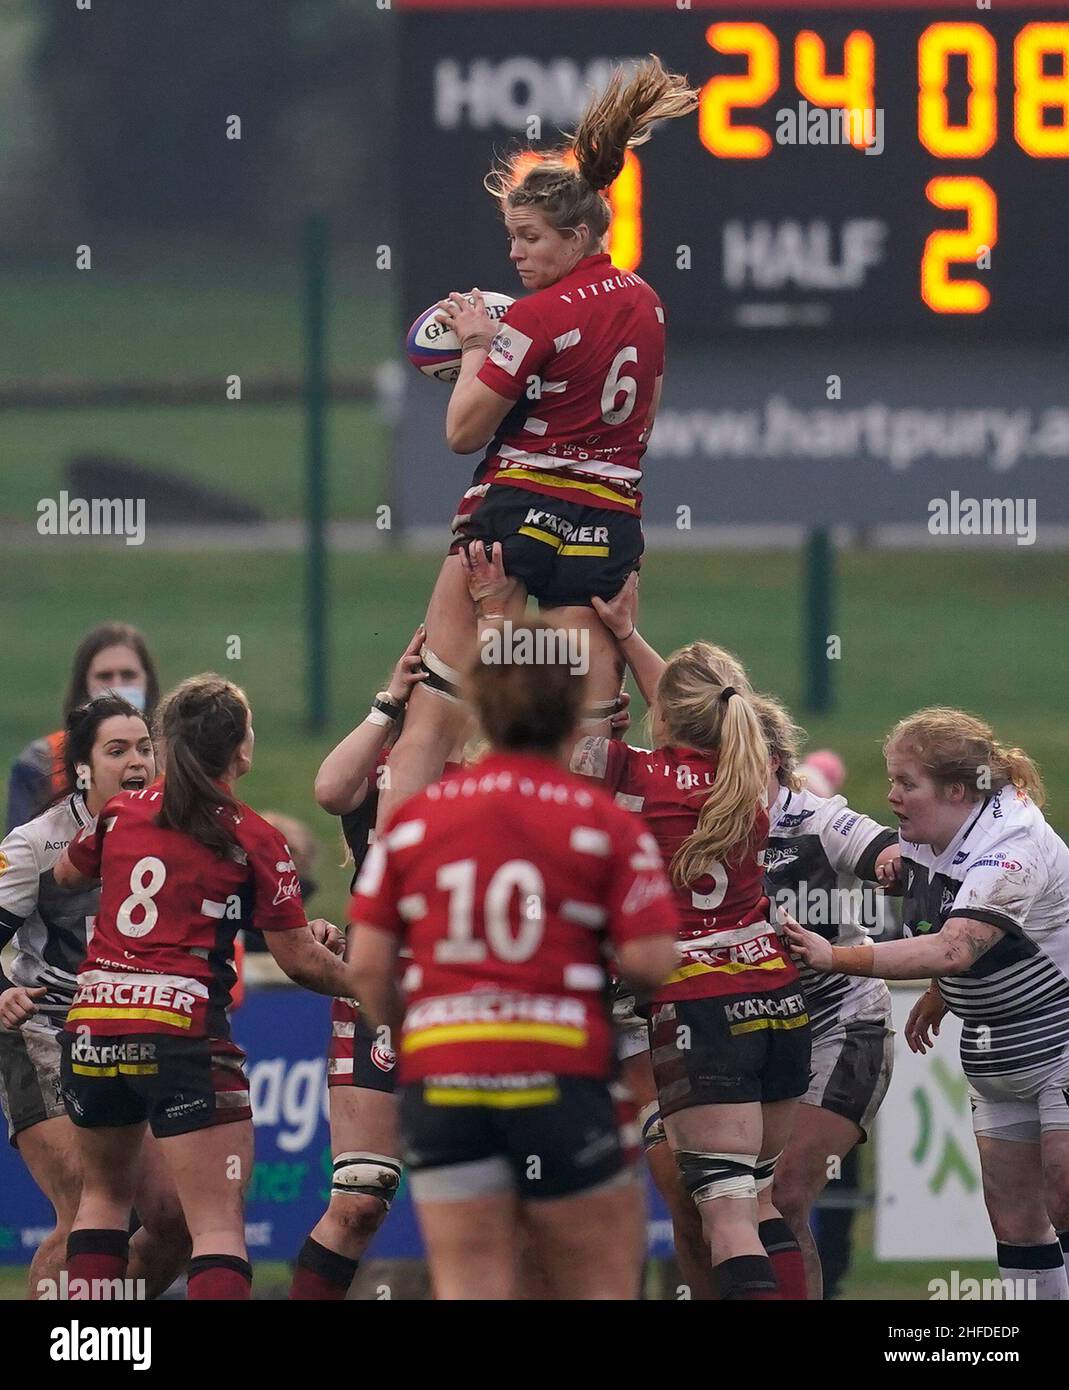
[400,1074,631,1201]
[449,482,642,608]
[650,984,812,1118]
[59,1031,250,1138]
[327,999,397,1094]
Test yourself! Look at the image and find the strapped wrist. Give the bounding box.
[830,944,876,977]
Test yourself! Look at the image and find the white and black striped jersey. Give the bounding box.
[901,790,1069,1079]
[766,785,896,1036]
[0,795,97,1023]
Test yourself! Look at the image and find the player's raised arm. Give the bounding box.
[592,572,666,707]
[313,625,428,815]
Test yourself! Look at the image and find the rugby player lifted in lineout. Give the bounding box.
[377,56,699,831]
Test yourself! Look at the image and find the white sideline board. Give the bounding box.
[875,987,993,1260]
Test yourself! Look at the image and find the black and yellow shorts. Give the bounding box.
[650,985,812,1117]
[450,483,642,608]
[400,1074,629,1201]
[60,1031,251,1137]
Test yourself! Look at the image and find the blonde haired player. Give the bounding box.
[567,571,811,1300]
[378,57,698,832]
[787,707,1069,1300]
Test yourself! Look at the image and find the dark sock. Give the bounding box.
[712,1253,779,1300]
[995,1240,1069,1301]
[66,1228,129,1296]
[187,1253,253,1301]
[760,1217,807,1300]
[289,1236,359,1301]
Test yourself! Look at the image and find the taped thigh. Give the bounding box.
[638,1100,666,1152]
[419,645,464,705]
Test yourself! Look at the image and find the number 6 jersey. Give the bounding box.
[66,787,306,1039]
[470,252,665,517]
[349,752,679,1084]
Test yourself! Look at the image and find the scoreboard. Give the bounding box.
[398,0,1069,341]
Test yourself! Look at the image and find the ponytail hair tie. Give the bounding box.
[719,686,737,704]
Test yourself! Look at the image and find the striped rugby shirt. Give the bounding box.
[765,785,896,1037]
[901,790,1069,1078]
[0,794,98,1026]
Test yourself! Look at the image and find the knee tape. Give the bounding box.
[676,1150,759,1205]
[332,1152,403,1208]
[638,1101,666,1152]
[754,1150,782,1194]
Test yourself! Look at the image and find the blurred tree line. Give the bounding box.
[31,0,393,242]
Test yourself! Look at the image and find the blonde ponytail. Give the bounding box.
[654,642,768,886]
[485,56,698,245]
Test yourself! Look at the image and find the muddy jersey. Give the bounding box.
[0,795,98,1024]
[66,787,306,1038]
[571,737,795,1002]
[901,789,1069,1079]
[765,786,896,1036]
[350,752,678,1082]
[468,252,665,518]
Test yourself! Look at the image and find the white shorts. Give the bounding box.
[969,1051,1069,1143]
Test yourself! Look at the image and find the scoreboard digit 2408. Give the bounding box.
[399,1,1069,341]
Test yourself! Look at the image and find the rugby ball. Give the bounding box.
[405,292,514,383]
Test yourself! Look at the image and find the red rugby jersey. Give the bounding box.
[349,752,678,1082]
[571,737,796,1002]
[66,786,306,1038]
[468,253,665,518]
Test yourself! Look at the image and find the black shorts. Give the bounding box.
[327,999,397,1094]
[450,483,643,608]
[400,1074,627,1201]
[650,984,812,1117]
[60,1031,251,1138]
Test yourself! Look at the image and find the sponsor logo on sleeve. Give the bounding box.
[488,326,533,377]
[831,812,859,836]
[273,872,302,907]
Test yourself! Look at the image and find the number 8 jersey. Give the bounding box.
[66,787,306,1039]
[472,252,665,516]
[349,752,679,1084]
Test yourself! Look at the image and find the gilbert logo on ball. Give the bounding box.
[406,291,514,383]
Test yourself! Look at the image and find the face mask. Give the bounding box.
[107,685,147,712]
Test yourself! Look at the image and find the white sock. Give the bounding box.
[1059,1231,1069,1281]
[996,1241,1069,1300]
